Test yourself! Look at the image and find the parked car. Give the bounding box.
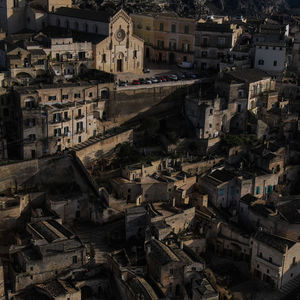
[151,77,159,83]
[161,76,168,82]
[168,74,178,81]
[177,73,186,80]
[145,78,152,84]
[132,80,141,85]
[177,61,193,69]
[143,67,150,73]
[155,77,163,83]
[118,80,127,87]
[139,78,146,84]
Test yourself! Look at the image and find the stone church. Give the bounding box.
[94,9,144,74]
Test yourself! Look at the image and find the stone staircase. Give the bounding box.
[280,274,300,296]
[73,219,124,265]
[74,227,108,264]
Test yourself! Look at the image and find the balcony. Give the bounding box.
[62,117,71,122]
[152,46,194,55]
[75,114,85,120]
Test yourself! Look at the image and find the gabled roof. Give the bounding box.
[253,231,296,253]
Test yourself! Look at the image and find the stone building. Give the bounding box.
[0,41,48,84]
[131,12,195,65]
[194,22,242,70]
[250,231,300,290]
[14,81,112,159]
[0,0,71,34]
[47,37,94,78]
[145,238,204,298]
[185,92,232,139]
[93,9,144,74]
[131,13,155,61]
[254,42,287,75]
[9,218,86,292]
[216,69,275,116]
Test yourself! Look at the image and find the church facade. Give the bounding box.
[94,10,144,74]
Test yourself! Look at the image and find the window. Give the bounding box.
[209,124,212,128]
[74,93,81,98]
[158,40,164,49]
[54,128,61,137]
[201,51,207,58]
[237,104,241,112]
[102,54,106,63]
[48,95,57,101]
[184,25,189,34]
[259,252,262,258]
[29,134,36,141]
[293,257,296,265]
[94,25,98,33]
[258,59,264,65]
[202,37,208,46]
[257,264,259,268]
[273,60,277,66]
[159,23,164,31]
[30,266,33,271]
[273,47,276,50]
[210,109,213,115]
[64,127,69,135]
[53,113,61,123]
[64,112,68,119]
[219,189,224,196]
[256,186,261,195]
[170,269,174,275]
[72,256,78,264]
[78,136,81,143]
[182,43,190,53]
[62,94,68,100]
[218,37,225,47]
[169,40,176,50]
[14,0,19,7]
[171,24,176,33]
[133,50,137,58]
[78,109,82,116]
[76,121,83,133]
[269,257,272,263]
[89,92,93,97]
[267,269,269,273]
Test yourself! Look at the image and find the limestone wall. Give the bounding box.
[76,129,133,164]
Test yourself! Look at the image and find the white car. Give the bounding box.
[151,77,159,83]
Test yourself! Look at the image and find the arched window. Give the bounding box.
[85,23,88,32]
[65,20,70,29]
[94,25,98,33]
[74,22,79,30]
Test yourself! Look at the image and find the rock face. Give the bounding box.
[73,0,300,17]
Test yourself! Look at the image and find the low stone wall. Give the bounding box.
[76,129,133,165]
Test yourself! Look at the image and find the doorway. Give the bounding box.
[146,47,150,59]
[169,52,175,64]
[117,59,123,72]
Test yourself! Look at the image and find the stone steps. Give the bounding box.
[280,274,300,295]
